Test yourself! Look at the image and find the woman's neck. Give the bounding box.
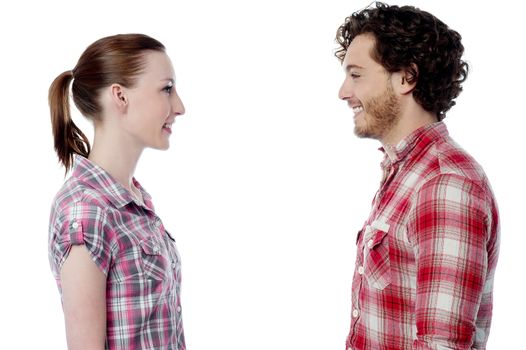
[88,126,143,195]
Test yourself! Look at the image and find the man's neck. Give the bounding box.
[380,102,438,149]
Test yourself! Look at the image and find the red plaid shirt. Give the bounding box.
[49,156,185,350]
[346,122,499,350]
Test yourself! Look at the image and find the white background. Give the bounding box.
[0,0,523,348]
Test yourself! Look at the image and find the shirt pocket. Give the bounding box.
[139,236,169,281]
[363,227,391,290]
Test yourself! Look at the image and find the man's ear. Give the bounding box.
[394,64,418,95]
[110,83,128,112]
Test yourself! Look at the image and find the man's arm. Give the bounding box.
[409,174,489,350]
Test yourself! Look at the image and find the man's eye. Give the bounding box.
[350,73,360,79]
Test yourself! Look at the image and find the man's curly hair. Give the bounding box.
[335,2,468,120]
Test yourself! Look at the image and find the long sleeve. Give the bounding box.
[408,174,489,350]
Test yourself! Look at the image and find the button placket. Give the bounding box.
[350,223,368,341]
[362,225,374,258]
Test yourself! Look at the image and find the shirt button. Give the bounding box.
[71,221,79,229]
[153,245,160,253]
[171,260,177,269]
[367,239,374,248]
[352,309,359,318]
[176,305,182,313]
[358,266,364,275]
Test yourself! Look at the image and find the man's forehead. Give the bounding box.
[344,34,377,67]
[348,34,375,55]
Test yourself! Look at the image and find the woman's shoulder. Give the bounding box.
[50,176,112,222]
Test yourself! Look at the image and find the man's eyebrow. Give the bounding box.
[344,64,364,72]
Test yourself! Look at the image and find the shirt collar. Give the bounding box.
[71,155,153,209]
[380,121,449,167]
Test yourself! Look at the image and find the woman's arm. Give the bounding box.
[60,245,107,350]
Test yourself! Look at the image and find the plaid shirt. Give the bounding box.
[346,122,499,350]
[49,156,185,350]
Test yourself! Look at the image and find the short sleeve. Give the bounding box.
[49,201,115,277]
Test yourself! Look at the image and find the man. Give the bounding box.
[335,3,499,349]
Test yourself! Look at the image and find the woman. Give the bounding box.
[48,34,186,349]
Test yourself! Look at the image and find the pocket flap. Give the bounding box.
[370,228,389,249]
[140,236,162,255]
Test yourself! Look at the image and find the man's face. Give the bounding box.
[338,34,400,141]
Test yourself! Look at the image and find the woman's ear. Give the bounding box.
[110,83,128,112]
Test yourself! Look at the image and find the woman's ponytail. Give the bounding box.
[48,70,90,173]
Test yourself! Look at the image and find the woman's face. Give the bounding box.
[123,51,185,150]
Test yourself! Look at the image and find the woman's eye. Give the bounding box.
[350,73,360,79]
[163,85,173,94]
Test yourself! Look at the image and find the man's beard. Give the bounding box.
[354,83,401,141]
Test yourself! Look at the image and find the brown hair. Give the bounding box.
[49,34,165,172]
[335,2,468,121]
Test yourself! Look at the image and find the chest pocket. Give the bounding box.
[140,235,170,281]
[363,226,391,290]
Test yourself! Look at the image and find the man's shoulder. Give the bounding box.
[400,133,492,198]
[431,136,488,184]
[405,135,495,203]
[405,136,497,219]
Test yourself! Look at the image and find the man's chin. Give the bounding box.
[354,126,376,139]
